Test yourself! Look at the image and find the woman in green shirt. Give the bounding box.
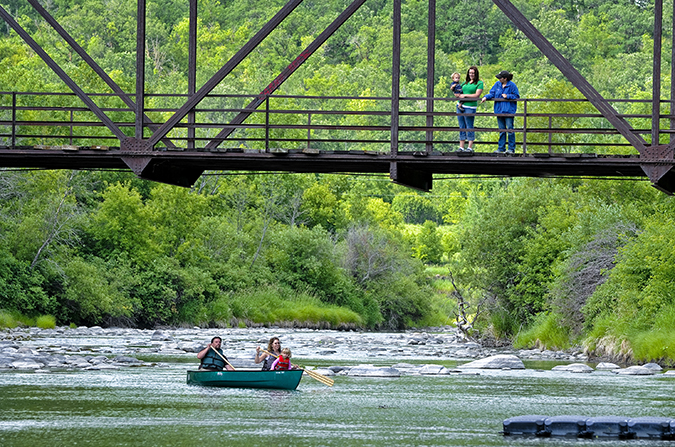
[455,66,484,152]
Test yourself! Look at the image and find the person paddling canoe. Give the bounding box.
[255,337,281,371]
[197,336,235,371]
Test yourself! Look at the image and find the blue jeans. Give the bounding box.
[457,106,476,141]
[497,115,515,152]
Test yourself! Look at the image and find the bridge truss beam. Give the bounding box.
[0,0,673,193]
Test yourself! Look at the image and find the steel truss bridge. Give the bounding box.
[1,0,675,193]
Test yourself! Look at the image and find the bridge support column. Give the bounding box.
[390,162,432,192]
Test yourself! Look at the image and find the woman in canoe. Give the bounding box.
[255,337,281,371]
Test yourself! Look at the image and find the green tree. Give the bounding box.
[414,220,443,263]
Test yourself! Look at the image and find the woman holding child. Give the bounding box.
[454,66,483,153]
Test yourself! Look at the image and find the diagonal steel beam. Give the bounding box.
[147,0,304,148]
[26,0,174,147]
[492,0,647,152]
[0,5,127,140]
[204,0,368,150]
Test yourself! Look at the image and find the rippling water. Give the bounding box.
[1,361,674,447]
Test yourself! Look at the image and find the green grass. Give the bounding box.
[226,286,363,328]
[36,315,56,329]
[0,310,19,329]
[0,309,36,328]
[513,312,572,350]
[630,329,675,365]
[425,265,450,276]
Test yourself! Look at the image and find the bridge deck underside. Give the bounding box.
[0,148,647,179]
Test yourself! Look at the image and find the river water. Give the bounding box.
[1,329,674,446]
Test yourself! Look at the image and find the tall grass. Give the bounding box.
[630,329,675,365]
[0,310,35,328]
[36,315,56,329]
[513,312,572,350]
[0,310,18,328]
[213,286,363,328]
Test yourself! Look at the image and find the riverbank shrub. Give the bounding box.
[513,312,572,350]
[229,286,363,328]
[630,328,675,365]
[36,315,56,329]
[581,214,675,361]
[0,309,34,328]
[0,310,18,328]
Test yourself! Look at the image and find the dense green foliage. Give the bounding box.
[1,0,675,363]
[0,170,443,330]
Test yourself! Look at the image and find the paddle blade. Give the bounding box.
[304,368,334,387]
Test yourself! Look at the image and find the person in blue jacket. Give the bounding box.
[481,70,520,153]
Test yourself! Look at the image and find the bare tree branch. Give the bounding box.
[446,270,489,340]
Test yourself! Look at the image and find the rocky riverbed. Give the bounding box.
[1,325,673,377]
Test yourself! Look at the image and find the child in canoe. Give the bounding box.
[271,347,293,370]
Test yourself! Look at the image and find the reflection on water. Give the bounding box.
[0,365,673,446]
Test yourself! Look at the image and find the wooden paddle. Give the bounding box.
[261,348,334,386]
[210,345,236,371]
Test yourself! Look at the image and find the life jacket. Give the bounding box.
[200,348,226,370]
[274,356,291,370]
[262,355,276,371]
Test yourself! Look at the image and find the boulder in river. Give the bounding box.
[457,354,525,370]
[641,362,662,371]
[418,364,450,375]
[11,360,42,369]
[551,363,593,373]
[113,355,142,364]
[348,365,401,377]
[595,362,620,370]
[614,366,654,375]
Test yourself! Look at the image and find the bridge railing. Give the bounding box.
[0,91,671,154]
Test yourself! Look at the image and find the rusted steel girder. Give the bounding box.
[26,0,176,149]
[146,0,304,148]
[491,0,647,152]
[643,0,675,194]
[0,5,127,141]
[425,0,436,155]
[188,0,198,149]
[492,0,675,193]
[204,0,368,150]
[135,0,146,141]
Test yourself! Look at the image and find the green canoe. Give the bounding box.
[186,369,303,390]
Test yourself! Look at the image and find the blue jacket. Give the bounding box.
[483,81,519,114]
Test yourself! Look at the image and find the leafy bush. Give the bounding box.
[413,221,443,263]
[0,250,54,316]
[206,297,233,327]
[392,193,442,224]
